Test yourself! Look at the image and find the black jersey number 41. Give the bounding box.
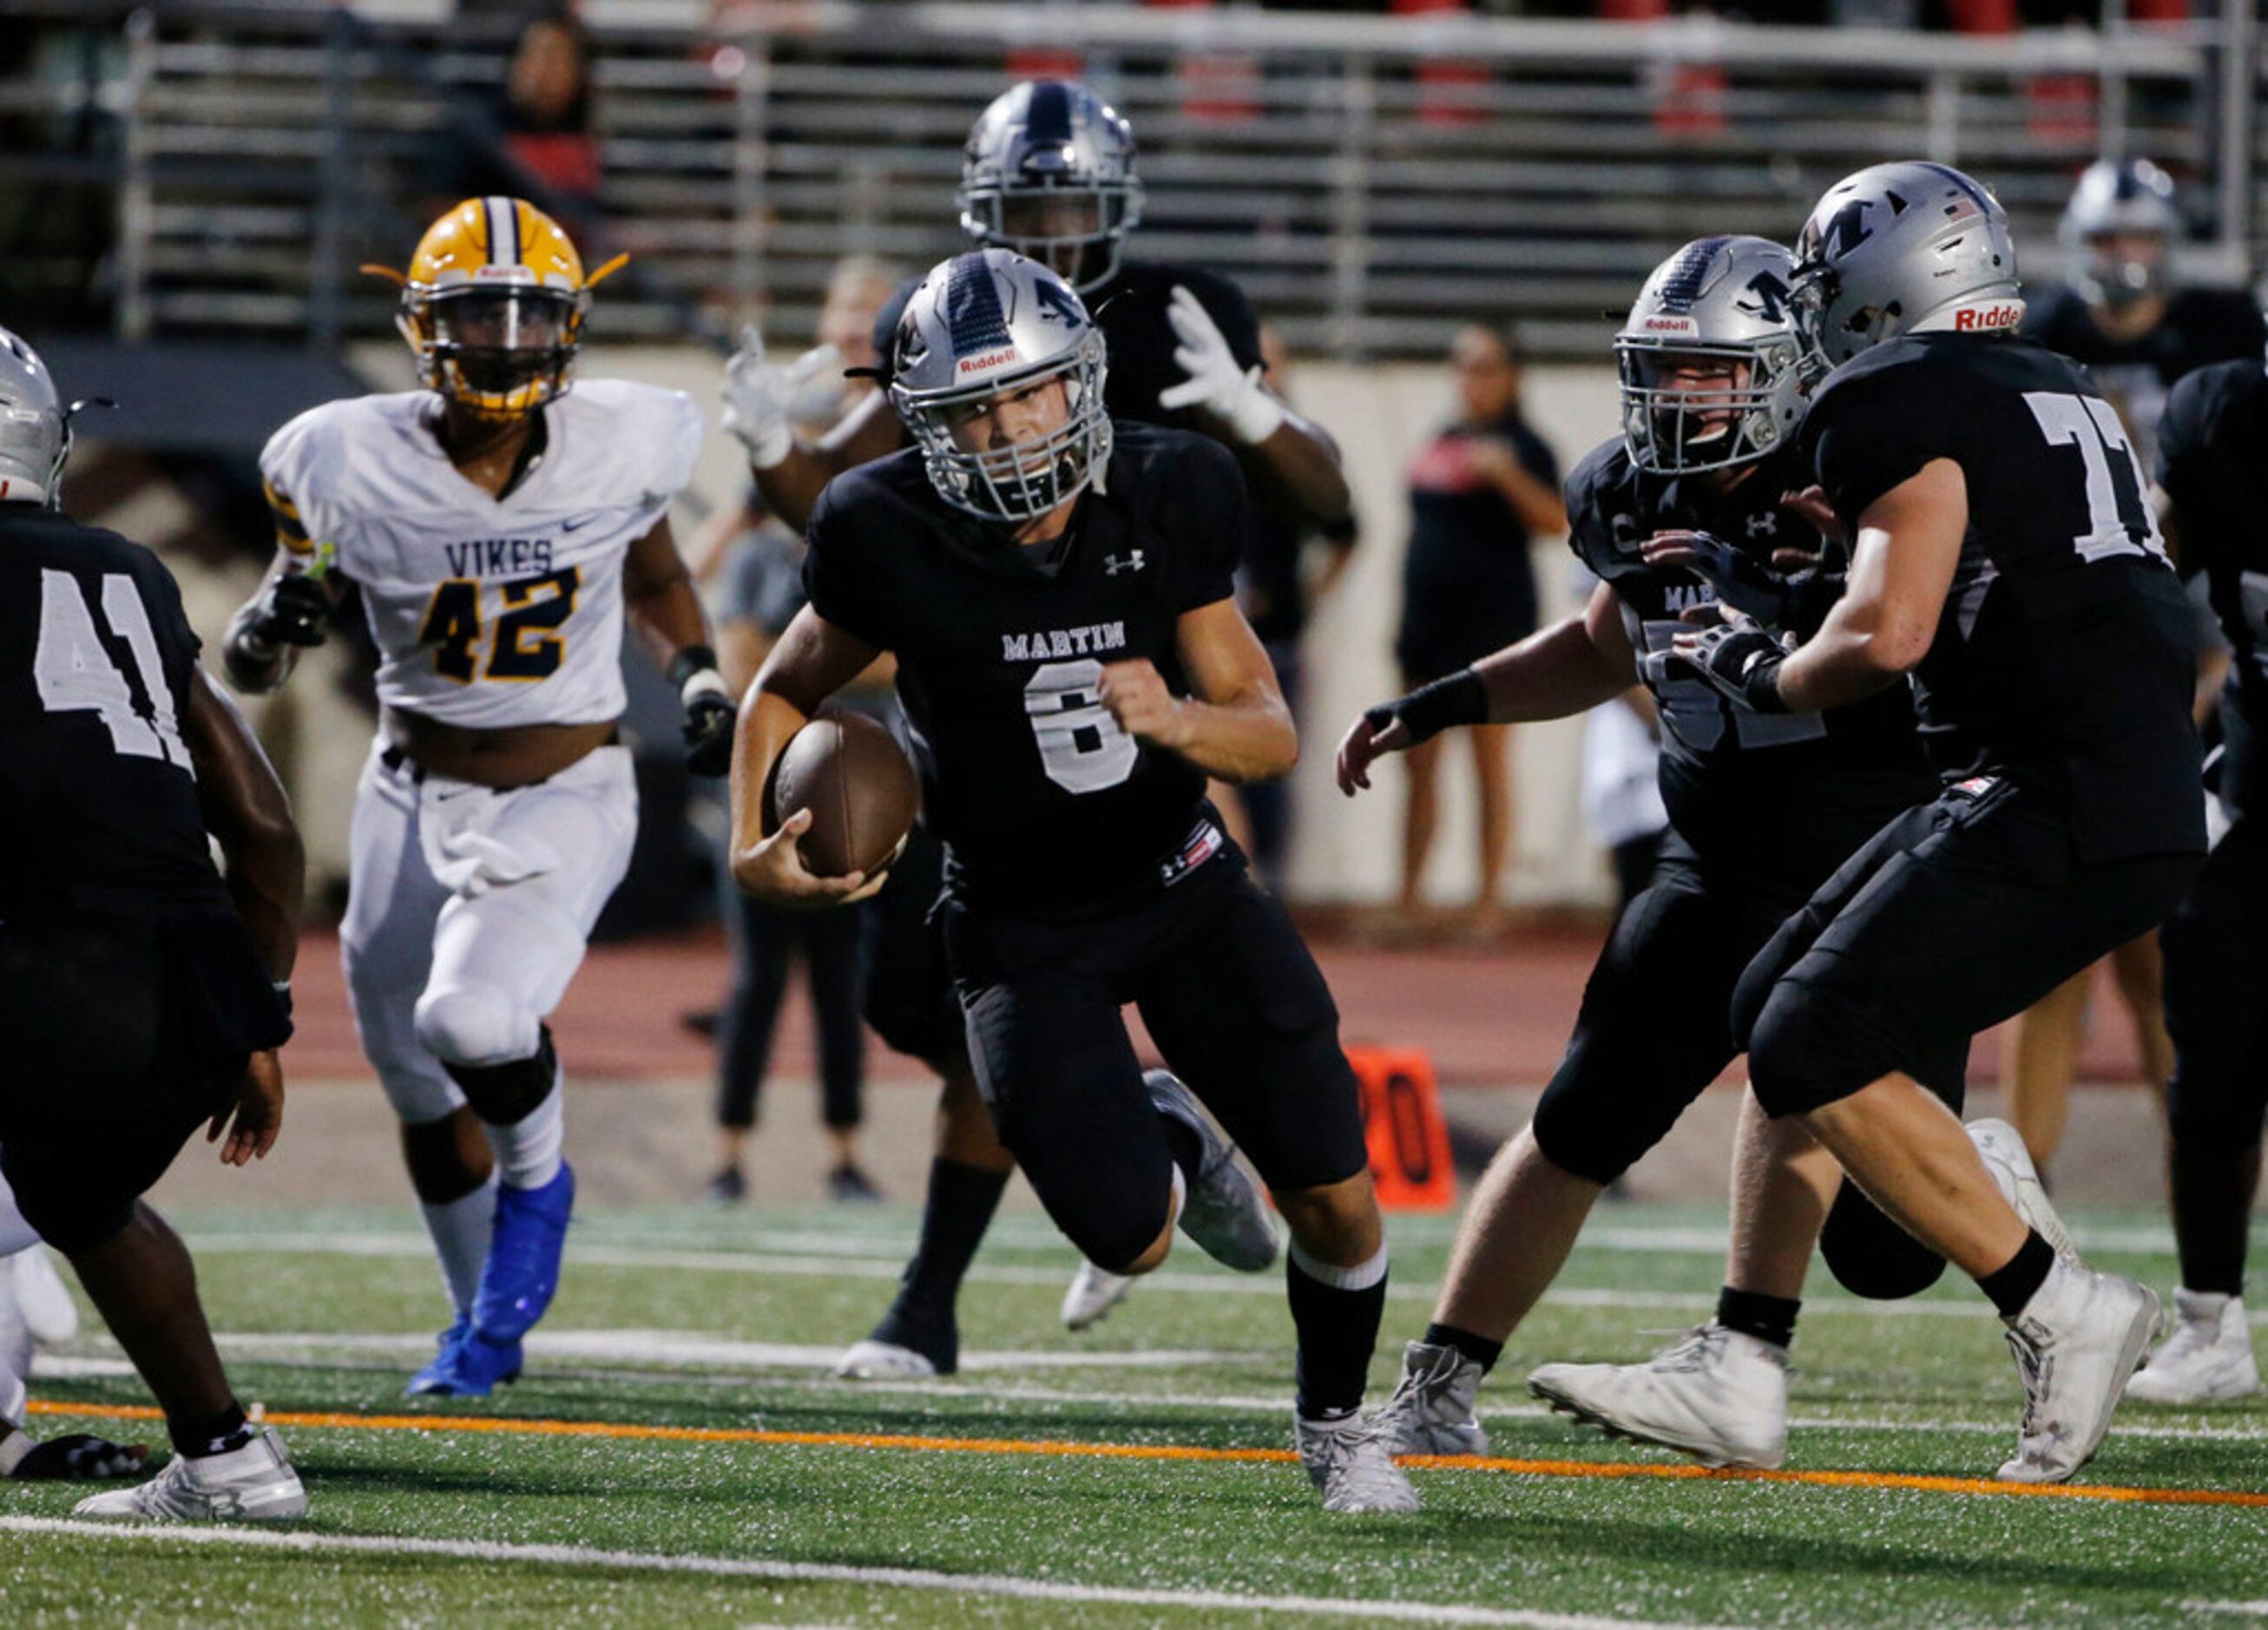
[32,569,190,769]
[2021,391,2167,564]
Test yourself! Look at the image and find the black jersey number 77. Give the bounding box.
[2021,391,2166,564]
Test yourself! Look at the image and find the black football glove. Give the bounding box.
[10,1432,149,1481]
[1648,530,1845,633]
[671,647,736,778]
[246,572,332,650]
[1676,621,1792,713]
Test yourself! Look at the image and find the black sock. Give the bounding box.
[170,1401,252,1461]
[1422,1321,1504,1377]
[1978,1229,2057,1319]
[1715,1286,1801,1351]
[896,1157,1009,1316]
[1289,1248,1389,1421]
[1160,1114,1206,1190]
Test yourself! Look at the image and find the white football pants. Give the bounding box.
[340,740,638,1126]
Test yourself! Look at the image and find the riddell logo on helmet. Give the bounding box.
[1641,316,1699,335]
[1953,304,2022,332]
[957,347,1019,375]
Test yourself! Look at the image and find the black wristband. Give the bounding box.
[1367,668,1489,747]
[667,646,721,689]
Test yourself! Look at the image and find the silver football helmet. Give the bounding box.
[1616,236,1814,477]
[1791,161,2024,369]
[2060,157,2180,312]
[888,248,1111,523]
[0,326,69,508]
[957,81,1143,293]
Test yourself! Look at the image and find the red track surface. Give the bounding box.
[281,923,2153,1090]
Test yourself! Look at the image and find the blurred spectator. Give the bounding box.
[706,503,884,1206]
[1999,156,2262,1173]
[1225,323,1357,885]
[502,13,602,210]
[421,10,602,233]
[1393,325,1564,933]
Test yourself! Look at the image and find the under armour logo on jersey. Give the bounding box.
[1104,550,1147,576]
[1745,513,1778,539]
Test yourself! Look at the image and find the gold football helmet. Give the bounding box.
[365,197,627,419]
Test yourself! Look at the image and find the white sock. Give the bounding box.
[420,1175,498,1316]
[1289,1239,1390,1292]
[484,1082,565,1192]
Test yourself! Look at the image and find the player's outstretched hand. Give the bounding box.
[1667,615,1792,714]
[210,1048,285,1167]
[1098,660,1190,750]
[1779,485,1846,547]
[1155,286,1285,445]
[721,326,841,470]
[731,807,886,910]
[1335,709,1410,797]
[10,1434,149,1481]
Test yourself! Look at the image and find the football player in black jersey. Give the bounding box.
[2122,357,2268,1404]
[721,80,1358,1380]
[2022,158,2265,473]
[1341,237,1983,1471]
[2001,157,2260,1180]
[730,251,1414,1514]
[0,328,309,1519]
[1654,161,2203,1482]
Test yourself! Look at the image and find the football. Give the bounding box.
[764,710,920,879]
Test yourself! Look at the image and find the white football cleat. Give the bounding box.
[73,1427,306,1522]
[1528,1322,1789,1470]
[1294,1411,1421,1514]
[2126,1289,2259,1405]
[832,1339,939,1381]
[1996,1259,2158,1483]
[1060,1260,1134,1331]
[1145,1071,1279,1272]
[1967,1119,2074,1259]
[1369,1340,1489,1457]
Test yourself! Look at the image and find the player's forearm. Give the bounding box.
[187,672,305,979]
[1772,607,1910,713]
[1241,413,1354,531]
[730,687,812,867]
[1473,615,1634,724]
[750,442,834,536]
[625,573,712,674]
[1161,690,1298,785]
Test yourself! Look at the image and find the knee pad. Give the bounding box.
[2165,1063,2268,1153]
[415,983,537,1070]
[1744,984,1859,1119]
[1530,1077,1645,1186]
[1818,1179,1948,1299]
[442,1024,557,1127]
[1,1154,131,1257]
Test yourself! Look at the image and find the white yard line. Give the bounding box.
[2186,1602,2268,1618]
[0,1516,1751,1630]
[183,1233,2268,1327]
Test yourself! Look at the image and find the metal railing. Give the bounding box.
[1,1,2255,359]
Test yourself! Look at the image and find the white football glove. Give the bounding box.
[721,326,843,470]
[1155,286,1285,444]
